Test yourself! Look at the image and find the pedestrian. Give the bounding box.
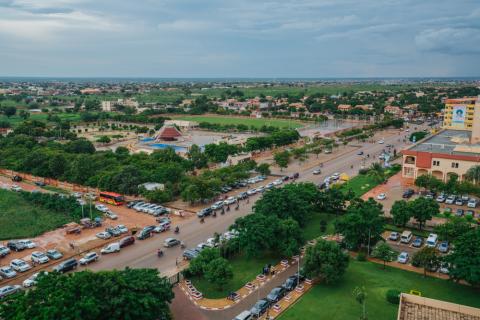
[69,242,74,250]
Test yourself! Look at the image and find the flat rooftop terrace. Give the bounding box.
[408,129,480,157]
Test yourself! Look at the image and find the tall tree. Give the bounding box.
[412,247,440,277]
[204,257,233,290]
[409,197,438,230]
[273,150,290,171]
[444,228,480,286]
[465,165,480,185]
[303,239,349,284]
[390,200,411,227]
[372,242,398,269]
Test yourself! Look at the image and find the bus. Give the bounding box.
[99,192,125,206]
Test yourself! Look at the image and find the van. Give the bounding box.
[400,231,412,244]
[101,242,120,254]
[426,233,438,248]
[233,310,252,320]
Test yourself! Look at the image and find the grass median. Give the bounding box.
[172,115,303,129]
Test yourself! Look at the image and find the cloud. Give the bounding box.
[157,19,215,32]
[415,27,480,54]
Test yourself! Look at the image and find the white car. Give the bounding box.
[104,210,118,220]
[95,204,109,212]
[272,179,283,186]
[0,285,22,299]
[376,193,387,200]
[0,245,11,256]
[196,243,209,251]
[96,231,112,240]
[256,186,265,193]
[211,201,224,210]
[23,272,47,288]
[0,266,17,279]
[79,252,99,265]
[331,173,340,181]
[265,183,274,189]
[11,185,22,192]
[10,259,32,273]
[31,251,50,264]
[313,169,321,175]
[378,140,385,144]
[206,237,218,248]
[224,197,236,205]
[397,252,409,264]
[116,225,128,234]
[467,198,477,208]
[101,243,120,254]
[19,239,36,249]
[247,189,257,196]
[72,192,83,198]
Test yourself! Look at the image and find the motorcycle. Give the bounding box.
[174,226,180,234]
[157,249,164,257]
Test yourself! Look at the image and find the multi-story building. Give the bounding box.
[443,97,478,131]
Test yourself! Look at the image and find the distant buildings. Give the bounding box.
[337,104,352,112]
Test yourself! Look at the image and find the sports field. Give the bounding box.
[172,115,303,129]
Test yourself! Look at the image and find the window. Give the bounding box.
[433,160,440,166]
[451,162,459,168]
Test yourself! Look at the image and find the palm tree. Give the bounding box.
[465,165,480,185]
[368,162,385,183]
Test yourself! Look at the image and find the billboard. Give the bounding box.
[452,105,466,127]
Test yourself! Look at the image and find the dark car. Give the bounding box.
[106,227,121,237]
[455,209,464,217]
[126,200,141,208]
[137,229,153,240]
[119,236,135,248]
[249,299,270,318]
[53,258,78,273]
[197,207,212,218]
[7,241,25,252]
[34,181,46,187]
[182,249,200,260]
[412,237,423,248]
[402,189,415,198]
[282,176,289,181]
[282,276,300,291]
[266,286,286,303]
[237,192,248,200]
[11,175,22,182]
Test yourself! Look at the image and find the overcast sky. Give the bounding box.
[0,0,479,78]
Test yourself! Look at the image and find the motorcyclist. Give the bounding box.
[157,249,164,257]
[174,226,179,233]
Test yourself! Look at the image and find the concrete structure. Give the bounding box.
[101,101,114,112]
[397,293,480,320]
[385,105,403,117]
[164,120,198,129]
[443,97,478,132]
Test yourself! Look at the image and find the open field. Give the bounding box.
[171,115,303,129]
[0,113,81,126]
[0,189,70,240]
[279,260,480,320]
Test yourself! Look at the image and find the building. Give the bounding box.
[155,125,182,141]
[337,104,352,112]
[443,97,479,133]
[101,101,114,112]
[384,105,403,117]
[397,293,480,320]
[164,120,198,129]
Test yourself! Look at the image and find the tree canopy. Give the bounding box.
[445,228,480,286]
[303,239,349,284]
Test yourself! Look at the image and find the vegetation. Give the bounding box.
[303,240,349,284]
[372,242,398,269]
[412,247,441,277]
[0,268,173,320]
[444,228,480,286]
[173,115,303,129]
[339,164,401,197]
[390,197,438,229]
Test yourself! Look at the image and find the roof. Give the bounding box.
[397,293,480,320]
[157,126,182,138]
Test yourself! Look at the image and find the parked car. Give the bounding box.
[7,240,25,252]
[106,227,121,237]
[18,239,36,249]
[439,263,450,274]
[224,197,236,205]
[282,274,304,291]
[438,241,449,253]
[127,200,141,208]
[461,194,470,202]
[467,198,477,208]
[233,310,252,320]
[455,209,464,217]
[197,207,212,218]
[96,231,112,240]
[357,151,364,155]
[466,210,475,217]
[211,201,224,210]
[0,245,11,257]
[163,238,180,248]
[378,139,385,144]
[402,189,415,198]
[445,195,456,204]
[23,272,47,288]
[31,251,50,264]
[237,192,248,200]
[436,194,446,202]
[400,231,413,244]
[397,252,409,264]
[79,252,99,265]
[426,233,438,248]
[119,236,135,248]
[34,181,46,187]
[137,230,152,240]
[10,259,32,272]
[53,258,78,273]
[331,172,340,180]
[11,175,22,182]
[183,249,200,260]
[247,189,257,196]
[376,193,387,200]
[11,185,22,192]
[46,249,63,260]
[454,198,464,206]
[412,237,423,248]
[0,266,17,279]
[95,204,109,212]
[154,221,171,233]
[116,225,128,234]
[104,210,118,220]
[425,191,436,199]
[389,232,400,241]
[101,243,120,254]
[250,299,270,318]
[272,179,283,186]
[266,286,286,303]
[0,285,22,299]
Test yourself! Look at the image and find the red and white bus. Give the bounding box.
[99,192,125,206]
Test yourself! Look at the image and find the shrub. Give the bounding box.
[356,252,367,262]
[386,289,401,304]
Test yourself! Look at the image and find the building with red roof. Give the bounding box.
[155,125,182,141]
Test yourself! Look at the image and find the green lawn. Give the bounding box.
[303,212,336,241]
[0,189,70,240]
[191,251,281,299]
[279,260,480,320]
[339,165,401,197]
[172,115,303,129]
[0,113,81,126]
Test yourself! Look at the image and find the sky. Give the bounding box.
[0,0,479,78]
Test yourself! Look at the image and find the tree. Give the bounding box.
[3,106,17,118]
[317,188,348,216]
[465,165,480,185]
[409,197,438,230]
[412,247,440,277]
[187,144,208,169]
[367,162,385,183]
[0,268,173,320]
[434,216,473,242]
[372,242,398,269]
[303,239,349,284]
[276,218,304,257]
[353,286,367,320]
[274,150,290,171]
[336,198,385,251]
[204,257,233,290]
[444,228,480,286]
[96,136,111,144]
[188,248,221,276]
[390,200,411,227]
[64,139,95,154]
[256,163,271,176]
[235,214,279,257]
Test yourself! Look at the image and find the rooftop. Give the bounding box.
[407,129,480,157]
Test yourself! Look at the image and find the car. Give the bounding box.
[389,232,400,241]
[46,249,63,260]
[23,272,47,288]
[0,245,11,257]
[7,240,25,252]
[324,149,332,154]
[95,204,109,212]
[313,169,321,175]
[402,189,415,198]
[331,172,340,180]
[116,224,128,234]
[439,263,449,274]
[119,236,135,248]
[266,286,286,303]
[272,179,283,186]
[197,207,212,218]
[265,182,274,189]
[79,252,99,265]
[376,193,387,200]
[183,249,200,260]
[237,192,248,200]
[223,230,239,240]
[101,243,120,254]
[0,266,17,279]
[77,199,86,206]
[412,237,423,248]
[19,239,36,249]
[454,198,464,206]
[96,231,112,239]
[445,195,456,204]
[443,207,452,214]
[156,216,171,224]
[378,139,385,144]
[247,189,257,196]
[106,227,121,237]
[233,310,253,320]
[164,238,180,248]
[126,200,141,208]
[11,185,22,192]
[104,210,118,220]
[250,299,270,318]
[397,252,409,264]
[141,204,157,213]
[137,230,152,240]
[436,194,446,202]
[154,221,171,233]
[461,194,470,202]
[256,186,265,193]
[10,259,32,272]
[31,251,50,264]
[205,237,218,248]
[34,181,46,187]
[466,209,475,217]
[455,208,464,217]
[196,243,209,251]
[53,258,78,273]
[72,192,83,199]
[224,197,236,205]
[282,275,302,291]
[357,151,364,155]
[425,191,436,199]
[12,175,22,182]
[426,233,438,248]
[438,241,449,253]
[0,285,22,299]
[467,198,477,208]
[132,202,146,211]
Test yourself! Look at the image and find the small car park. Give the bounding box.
[397,252,409,264]
[46,249,63,260]
[250,299,270,318]
[0,285,22,299]
[164,238,180,248]
[266,286,286,303]
[10,259,32,272]
[0,266,17,279]
[101,243,120,254]
[53,258,78,273]
[119,236,135,248]
[79,252,99,265]
[31,251,50,264]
